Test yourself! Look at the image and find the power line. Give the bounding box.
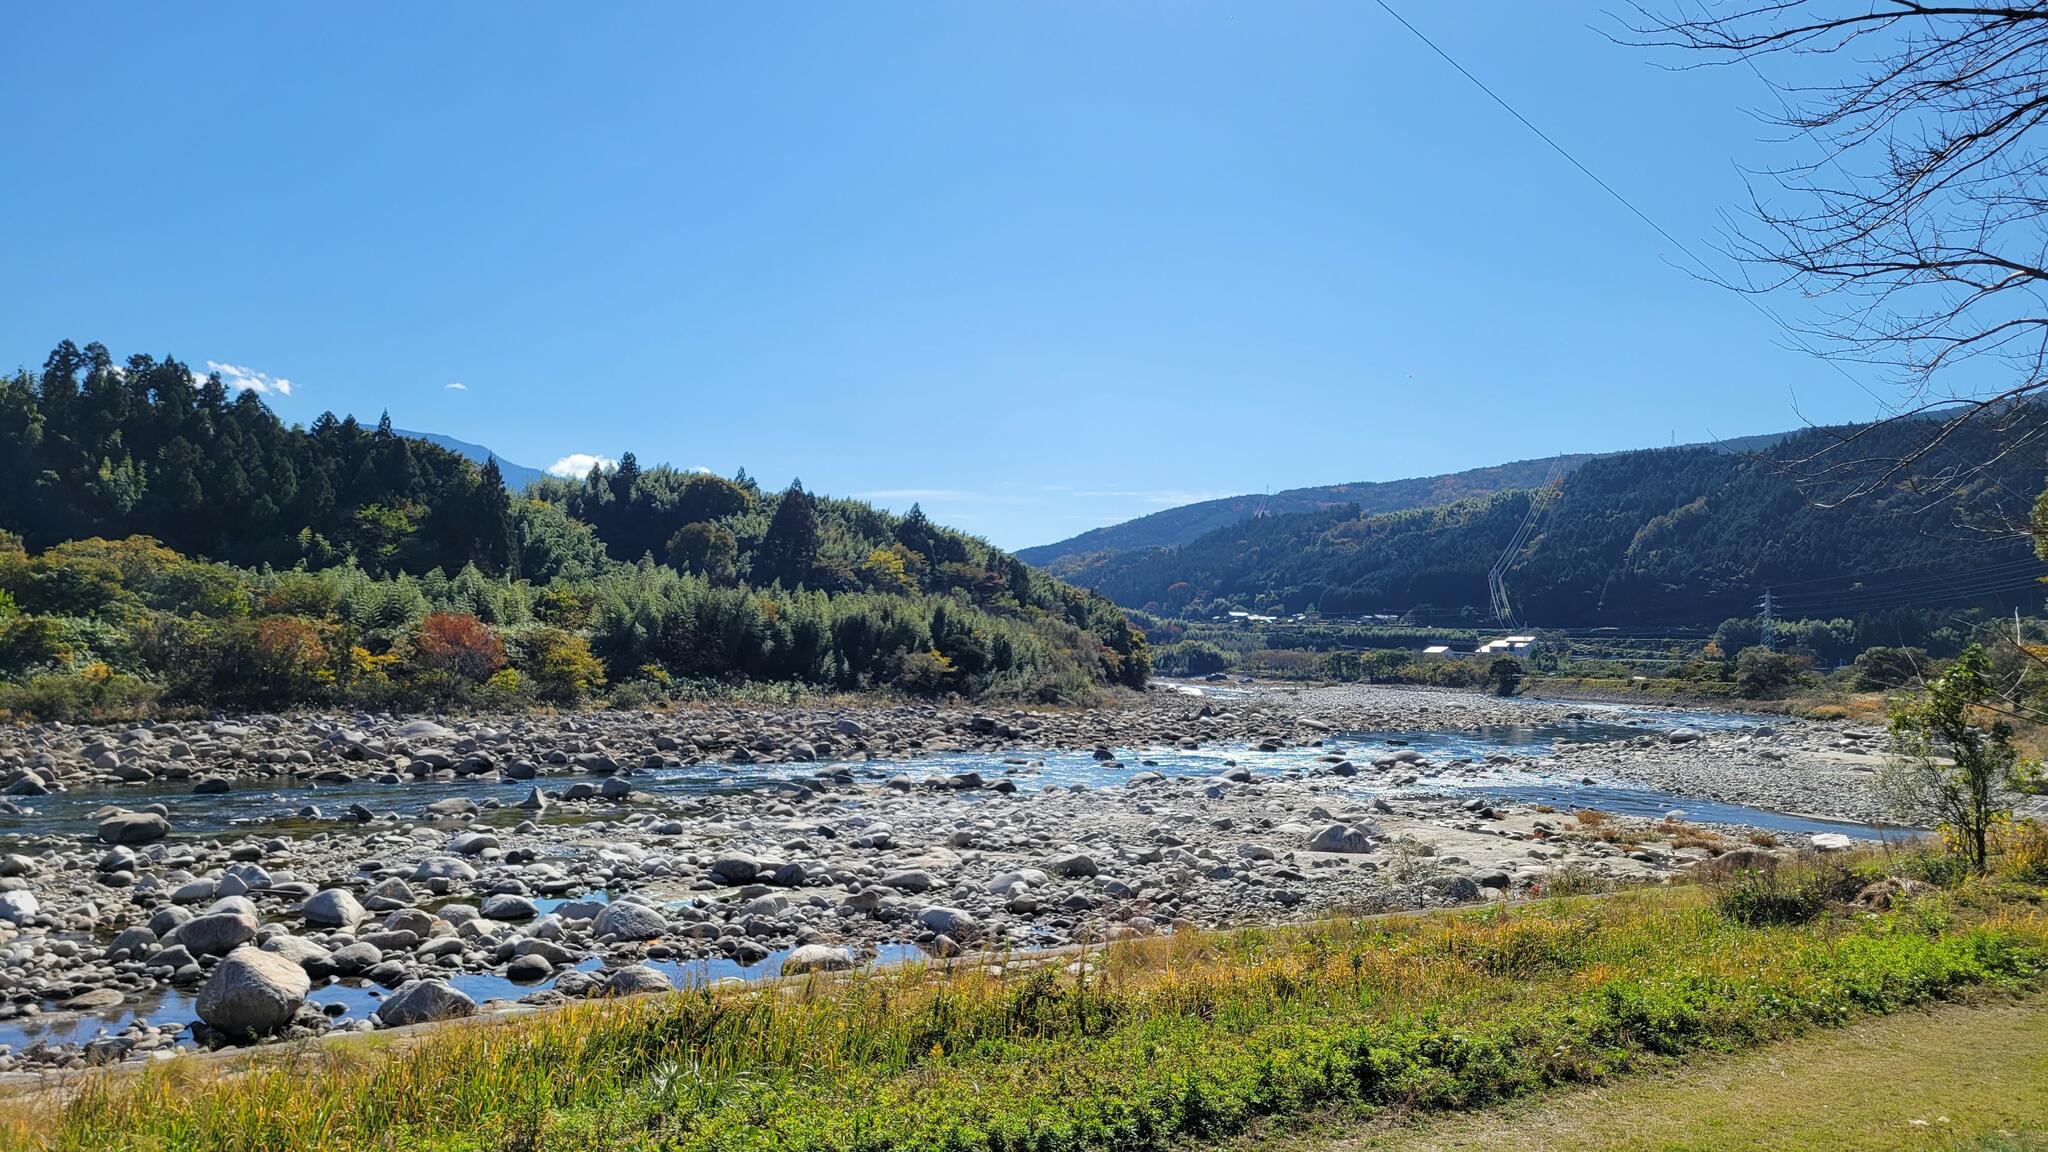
[1756,553,2041,592]
[1367,0,1894,412]
[1372,0,2047,612]
[1770,558,2048,604]
[1777,578,2048,614]
[1778,576,2048,615]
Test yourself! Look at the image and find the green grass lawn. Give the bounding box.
[1245,993,2047,1152]
[7,857,2045,1151]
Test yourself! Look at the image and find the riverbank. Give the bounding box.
[8,864,2043,1151]
[0,683,1939,1072]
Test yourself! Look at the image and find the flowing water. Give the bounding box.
[0,702,1901,1054]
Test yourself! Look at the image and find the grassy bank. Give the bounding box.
[1292,994,2048,1151]
[1523,676,1906,724]
[8,860,2045,1152]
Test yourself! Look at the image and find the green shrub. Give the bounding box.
[0,667,158,722]
[1714,862,1839,926]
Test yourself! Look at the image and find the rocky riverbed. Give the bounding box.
[0,682,1919,1076]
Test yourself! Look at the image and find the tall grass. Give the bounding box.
[7,875,2044,1152]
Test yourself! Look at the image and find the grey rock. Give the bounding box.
[196,946,310,1038]
[170,910,260,957]
[0,890,38,925]
[374,979,476,1027]
[97,811,170,845]
[709,854,759,884]
[480,893,538,921]
[781,944,856,975]
[302,888,366,927]
[603,964,674,997]
[1044,853,1098,878]
[915,906,981,940]
[1306,824,1378,854]
[592,901,668,941]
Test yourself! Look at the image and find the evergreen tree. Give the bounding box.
[757,481,819,588]
[474,457,519,577]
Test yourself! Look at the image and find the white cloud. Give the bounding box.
[444,381,467,391]
[688,465,713,474]
[546,452,617,478]
[207,361,293,396]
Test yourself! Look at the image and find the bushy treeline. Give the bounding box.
[0,533,1148,720]
[0,340,1148,716]
[1067,415,2045,627]
[0,341,525,575]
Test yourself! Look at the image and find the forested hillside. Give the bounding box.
[1017,454,1598,573]
[1067,417,2044,627]
[0,342,1147,714]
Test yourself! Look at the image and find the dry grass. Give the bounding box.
[2,861,2040,1152]
[1660,819,1728,855]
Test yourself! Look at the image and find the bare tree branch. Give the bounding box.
[1625,3,2048,526]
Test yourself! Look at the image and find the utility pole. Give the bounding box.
[1758,588,1775,652]
[2018,606,2025,646]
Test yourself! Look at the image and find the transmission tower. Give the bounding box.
[1758,588,1775,652]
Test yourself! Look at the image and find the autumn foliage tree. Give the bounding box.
[411,612,506,683]
[521,626,605,704]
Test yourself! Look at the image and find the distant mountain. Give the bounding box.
[1019,454,1596,573]
[1056,417,2038,628]
[394,429,545,491]
[1017,430,1799,573]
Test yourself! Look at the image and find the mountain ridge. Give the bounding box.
[1018,429,1796,572]
[1054,417,2040,629]
[393,428,546,491]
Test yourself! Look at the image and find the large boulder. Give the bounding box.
[603,964,674,997]
[1044,852,1098,878]
[1431,875,1483,902]
[410,856,478,883]
[449,831,499,856]
[373,979,476,1027]
[879,869,934,893]
[592,901,668,941]
[0,890,38,925]
[396,719,458,741]
[480,893,538,921]
[169,910,260,957]
[97,811,170,845]
[196,946,310,1039]
[1693,846,1779,876]
[260,934,339,978]
[708,854,759,884]
[780,944,857,976]
[986,869,1052,895]
[105,926,157,961]
[301,888,365,927]
[1306,824,1378,854]
[915,906,981,941]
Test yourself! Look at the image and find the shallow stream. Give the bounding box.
[0,702,1900,1054]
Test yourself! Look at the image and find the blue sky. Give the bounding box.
[0,3,1887,550]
